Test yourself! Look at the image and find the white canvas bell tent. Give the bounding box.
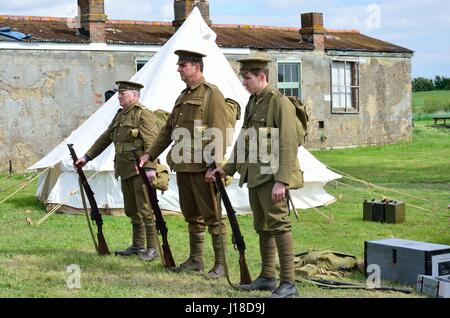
[29,7,341,214]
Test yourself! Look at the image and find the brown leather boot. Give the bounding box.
[207,264,224,279]
[178,258,204,272]
[176,232,205,272]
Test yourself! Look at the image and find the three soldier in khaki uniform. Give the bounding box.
[76,80,160,262]
[140,49,228,279]
[75,51,301,297]
[209,57,302,298]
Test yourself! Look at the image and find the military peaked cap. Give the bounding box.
[237,57,273,75]
[115,81,144,92]
[174,49,207,64]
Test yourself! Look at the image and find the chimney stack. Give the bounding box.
[173,0,211,29]
[299,12,325,50]
[77,0,107,42]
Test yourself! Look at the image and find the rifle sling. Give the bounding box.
[79,178,99,253]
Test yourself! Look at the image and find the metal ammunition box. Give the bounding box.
[363,199,405,224]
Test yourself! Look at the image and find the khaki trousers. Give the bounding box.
[121,175,154,227]
[248,180,291,234]
[176,172,226,235]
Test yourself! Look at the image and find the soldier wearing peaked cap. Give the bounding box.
[75,80,160,262]
[116,81,144,91]
[174,49,206,63]
[140,48,229,279]
[236,57,273,75]
[207,56,304,297]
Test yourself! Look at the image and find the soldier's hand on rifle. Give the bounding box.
[272,181,286,203]
[139,153,150,168]
[75,157,87,169]
[205,169,215,183]
[205,168,227,183]
[145,169,157,183]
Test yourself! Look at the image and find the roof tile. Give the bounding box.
[0,15,413,53]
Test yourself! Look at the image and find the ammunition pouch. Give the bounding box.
[129,128,140,139]
[151,161,170,192]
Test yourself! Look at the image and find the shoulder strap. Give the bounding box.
[266,93,278,128]
[135,107,159,131]
[134,107,142,128]
[112,108,123,127]
[202,85,212,124]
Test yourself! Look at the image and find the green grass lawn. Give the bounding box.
[0,120,449,298]
[413,90,450,114]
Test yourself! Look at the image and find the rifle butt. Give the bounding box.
[97,232,110,255]
[239,253,252,285]
[162,245,176,268]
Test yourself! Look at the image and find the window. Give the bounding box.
[277,62,302,97]
[136,59,149,72]
[331,61,359,112]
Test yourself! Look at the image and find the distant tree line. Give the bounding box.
[412,76,450,92]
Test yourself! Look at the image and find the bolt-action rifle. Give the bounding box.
[130,149,176,269]
[67,144,110,255]
[211,162,252,285]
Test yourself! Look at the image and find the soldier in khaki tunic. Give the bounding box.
[140,49,228,279]
[208,57,303,297]
[75,81,160,262]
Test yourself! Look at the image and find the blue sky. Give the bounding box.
[0,0,448,78]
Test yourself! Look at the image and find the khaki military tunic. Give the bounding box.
[147,76,228,235]
[87,102,158,179]
[222,85,303,233]
[86,101,158,230]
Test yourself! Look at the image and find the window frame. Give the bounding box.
[276,60,303,99]
[330,59,360,114]
[136,58,149,73]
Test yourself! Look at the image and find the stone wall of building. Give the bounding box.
[259,50,412,149]
[0,49,155,171]
[0,48,412,171]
